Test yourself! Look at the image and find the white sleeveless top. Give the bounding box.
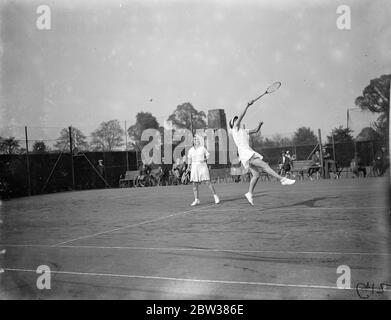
[231,128,251,150]
[188,146,209,163]
[231,127,263,169]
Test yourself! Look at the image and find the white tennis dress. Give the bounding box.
[231,127,263,170]
[188,146,210,182]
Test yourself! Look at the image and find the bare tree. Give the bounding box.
[54,127,89,151]
[91,120,124,151]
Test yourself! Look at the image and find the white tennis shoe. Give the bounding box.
[214,194,220,204]
[191,199,200,206]
[245,192,254,206]
[281,177,296,185]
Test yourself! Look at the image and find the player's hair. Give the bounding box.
[229,116,238,129]
[193,134,204,147]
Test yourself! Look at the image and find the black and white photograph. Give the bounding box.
[0,0,390,302]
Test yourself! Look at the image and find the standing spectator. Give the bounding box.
[278,151,292,177]
[284,150,293,177]
[98,160,105,176]
[285,150,292,161]
[322,147,336,178]
[181,155,188,174]
[172,158,182,179]
[278,151,286,175]
[160,158,171,185]
[182,155,188,171]
[308,150,321,180]
[94,160,107,188]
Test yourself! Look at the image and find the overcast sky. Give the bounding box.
[0,0,390,141]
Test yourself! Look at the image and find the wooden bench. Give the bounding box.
[119,170,139,188]
[290,160,314,180]
[291,160,342,180]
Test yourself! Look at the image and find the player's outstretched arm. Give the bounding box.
[249,121,263,135]
[236,101,253,128]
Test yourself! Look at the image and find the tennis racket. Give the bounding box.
[248,81,281,106]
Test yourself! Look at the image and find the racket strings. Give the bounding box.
[266,81,281,93]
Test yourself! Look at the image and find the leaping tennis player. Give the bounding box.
[229,84,296,206]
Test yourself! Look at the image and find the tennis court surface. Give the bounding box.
[1,177,390,299]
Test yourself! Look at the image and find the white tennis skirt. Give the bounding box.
[190,162,210,182]
[238,148,263,170]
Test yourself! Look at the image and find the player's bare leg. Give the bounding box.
[245,167,260,205]
[250,157,295,185]
[191,182,200,206]
[248,167,260,194]
[205,181,220,204]
[250,157,282,179]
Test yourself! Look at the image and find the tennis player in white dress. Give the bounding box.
[229,103,296,206]
[187,135,220,206]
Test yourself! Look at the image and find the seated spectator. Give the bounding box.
[158,158,171,185]
[139,162,152,179]
[172,158,182,178]
[350,153,367,178]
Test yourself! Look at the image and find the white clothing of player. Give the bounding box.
[231,127,263,170]
[187,135,220,206]
[229,98,296,206]
[187,146,210,182]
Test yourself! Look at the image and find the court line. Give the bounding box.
[225,187,386,194]
[4,267,390,293]
[200,206,388,212]
[2,244,391,257]
[51,204,216,247]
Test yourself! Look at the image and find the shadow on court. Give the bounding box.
[256,196,341,212]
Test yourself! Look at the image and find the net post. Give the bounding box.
[25,126,32,196]
[318,129,324,178]
[125,120,129,171]
[69,126,75,190]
